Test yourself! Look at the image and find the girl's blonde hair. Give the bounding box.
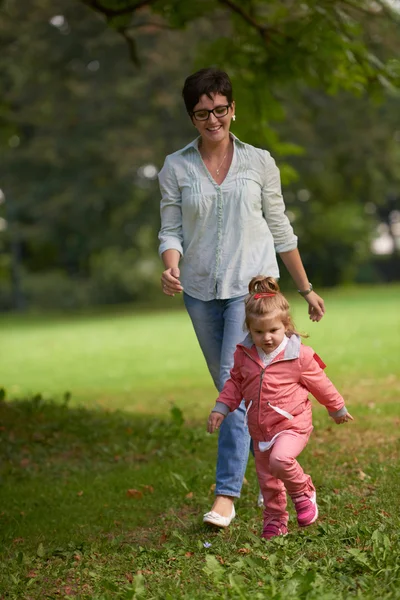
[244,276,307,338]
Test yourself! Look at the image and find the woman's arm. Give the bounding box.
[158,157,184,296]
[260,152,324,322]
[279,248,325,322]
[161,249,183,296]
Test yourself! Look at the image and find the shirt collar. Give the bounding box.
[176,132,244,155]
[256,335,289,365]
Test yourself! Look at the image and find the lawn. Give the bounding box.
[0,285,399,599]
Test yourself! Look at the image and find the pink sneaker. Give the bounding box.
[293,492,318,527]
[262,519,288,540]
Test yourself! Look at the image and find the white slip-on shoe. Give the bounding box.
[203,504,236,528]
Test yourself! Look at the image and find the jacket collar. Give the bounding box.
[175,133,245,155]
[239,333,301,363]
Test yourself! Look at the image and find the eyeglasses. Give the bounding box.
[191,105,231,121]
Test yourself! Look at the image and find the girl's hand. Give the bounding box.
[305,291,325,322]
[161,267,183,296]
[207,412,225,433]
[333,412,354,425]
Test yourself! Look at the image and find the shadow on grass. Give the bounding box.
[0,392,215,550]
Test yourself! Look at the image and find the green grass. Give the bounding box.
[0,284,399,599]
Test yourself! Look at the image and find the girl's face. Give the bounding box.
[191,93,235,145]
[249,314,287,354]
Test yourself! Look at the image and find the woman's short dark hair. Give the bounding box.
[182,68,233,114]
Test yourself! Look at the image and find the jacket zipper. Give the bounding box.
[242,347,294,435]
[258,368,267,436]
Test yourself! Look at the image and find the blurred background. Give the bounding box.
[0,0,399,312]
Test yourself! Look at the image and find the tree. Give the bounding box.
[79,0,400,92]
[0,0,399,309]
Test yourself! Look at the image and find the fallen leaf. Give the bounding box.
[127,489,143,499]
[159,533,168,544]
[209,483,216,493]
[77,491,84,497]
[238,547,251,554]
[185,551,193,557]
[141,485,154,493]
[125,573,133,583]
[185,492,194,499]
[26,571,37,578]
[64,586,74,595]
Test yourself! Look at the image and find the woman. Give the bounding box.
[158,68,325,527]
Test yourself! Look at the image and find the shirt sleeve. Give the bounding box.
[261,151,298,254]
[158,156,184,257]
[299,350,345,414]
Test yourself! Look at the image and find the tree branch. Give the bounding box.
[82,0,157,19]
[217,0,273,41]
[117,28,140,66]
[373,0,400,24]
[218,0,299,44]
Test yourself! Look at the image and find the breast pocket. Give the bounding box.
[182,187,217,219]
[235,178,263,217]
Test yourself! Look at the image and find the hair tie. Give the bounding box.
[254,293,276,299]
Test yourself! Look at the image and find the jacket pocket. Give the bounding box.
[244,400,253,427]
[267,401,294,420]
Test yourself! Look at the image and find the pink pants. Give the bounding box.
[254,430,315,526]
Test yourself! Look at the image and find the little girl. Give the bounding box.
[207,276,353,539]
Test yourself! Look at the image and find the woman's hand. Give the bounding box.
[161,267,183,296]
[207,412,225,433]
[333,412,354,425]
[304,291,325,322]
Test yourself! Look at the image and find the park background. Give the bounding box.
[1,1,400,599]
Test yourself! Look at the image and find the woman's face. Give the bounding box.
[191,93,235,145]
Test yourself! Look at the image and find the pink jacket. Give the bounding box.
[215,334,345,442]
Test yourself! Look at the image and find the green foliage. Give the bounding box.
[88,0,400,93]
[0,0,399,310]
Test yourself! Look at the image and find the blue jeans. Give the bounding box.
[184,292,251,498]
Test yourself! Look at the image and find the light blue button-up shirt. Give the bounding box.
[158,134,297,301]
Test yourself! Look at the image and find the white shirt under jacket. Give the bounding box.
[158,134,297,301]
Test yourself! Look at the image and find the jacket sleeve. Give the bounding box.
[214,348,244,413]
[299,349,345,414]
[158,156,184,257]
